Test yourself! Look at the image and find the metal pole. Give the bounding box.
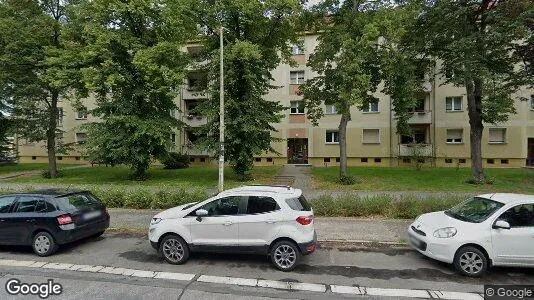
[217,27,225,193]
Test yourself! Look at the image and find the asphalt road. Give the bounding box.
[0,232,532,299]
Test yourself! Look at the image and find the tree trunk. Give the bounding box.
[47,90,59,178]
[466,78,485,183]
[338,110,350,178]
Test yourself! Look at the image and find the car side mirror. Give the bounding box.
[195,209,208,221]
[493,220,511,230]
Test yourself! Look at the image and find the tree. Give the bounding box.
[301,0,382,182]
[186,0,304,180]
[70,0,194,179]
[0,0,78,177]
[410,0,533,183]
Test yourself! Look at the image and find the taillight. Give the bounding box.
[296,216,313,225]
[57,214,73,225]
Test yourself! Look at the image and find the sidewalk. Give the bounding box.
[108,208,411,244]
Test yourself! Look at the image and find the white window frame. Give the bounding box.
[290,71,305,84]
[290,101,304,115]
[290,44,304,55]
[362,129,380,144]
[445,97,462,112]
[488,128,506,144]
[76,107,88,120]
[446,129,463,144]
[325,104,338,115]
[325,130,339,144]
[362,101,379,113]
[57,108,63,127]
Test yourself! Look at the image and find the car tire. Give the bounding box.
[453,246,488,277]
[93,231,105,238]
[159,234,190,265]
[32,232,58,257]
[270,240,301,272]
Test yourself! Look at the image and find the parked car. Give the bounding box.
[0,189,110,256]
[149,185,316,271]
[408,193,534,277]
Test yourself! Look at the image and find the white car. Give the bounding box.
[149,185,316,271]
[408,193,534,277]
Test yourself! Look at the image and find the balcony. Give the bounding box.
[398,144,433,157]
[407,111,432,124]
[183,115,207,127]
[182,88,207,100]
[181,144,211,156]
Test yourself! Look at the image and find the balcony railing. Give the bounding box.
[181,144,211,156]
[182,89,207,100]
[407,111,432,124]
[183,115,207,127]
[398,144,433,157]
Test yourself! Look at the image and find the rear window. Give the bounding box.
[286,195,311,211]
[55,193,102,213]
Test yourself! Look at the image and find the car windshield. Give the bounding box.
[445,197,504,223]
[55,193,103,213]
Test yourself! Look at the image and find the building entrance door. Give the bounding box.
[287,138,308,164]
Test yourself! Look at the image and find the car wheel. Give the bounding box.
[32,232,58,257]
[159,234,190,265]
[453,246,488,277]
[270,240,301,272]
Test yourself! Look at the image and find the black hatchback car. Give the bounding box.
[0,189,109,256]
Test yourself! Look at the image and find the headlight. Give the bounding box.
[433,227,457,238]
[150,218,163,225]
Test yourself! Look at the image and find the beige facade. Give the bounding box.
[16,34,534,168]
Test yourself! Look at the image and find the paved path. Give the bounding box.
[109,209,411,243]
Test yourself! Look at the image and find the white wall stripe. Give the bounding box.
[0,258,484,300]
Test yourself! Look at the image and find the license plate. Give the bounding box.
[83,211,102,220]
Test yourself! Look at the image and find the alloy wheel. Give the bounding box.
[274,244,297,269]
[162,238,185,263]
[459,251,484,275]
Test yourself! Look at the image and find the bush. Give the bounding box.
[41,169,63,178]
[388,197,422,219]
[338,175,357,185]
[160,152,190,169]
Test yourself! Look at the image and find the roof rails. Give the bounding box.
[245,184,292,190]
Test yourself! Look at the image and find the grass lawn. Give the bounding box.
[7,165,281,188]
[312,167,534,194]
[0,163,76,174]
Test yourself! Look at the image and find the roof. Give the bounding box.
[11,188,87,197]
[478,193,534,205]
[218,185,301,197]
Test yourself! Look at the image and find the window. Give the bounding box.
[190,157,195,163]
[200,157,206,162]
[290,44,304,55]
[489,128,506,144]
[76,107,88,120]
[531,95,534,110]
[501,159,509,164]
[255,157,261,162]
[413,99,425,112]
[35,200,56,213]
[361,158,368,163]
[403,158,411,163]
[56,193,102,213]
[444,67,454,80]
[198,196,242,216]
[75,156,81,161]
[14,196,40,213]
[266,157,273,163]
[459,158,466,164]
[498,204,534,227]
[445,158,453,164]
[446,97,462,112]
[401,129,426,144]
[170,133,176,144]
[0,196,16,213]
[446,129,463,144]
[325,104,337,115]
[335,157,340,162]
[290,71,305,84]
[185,100,200,116]
[325,131,339,144]
[57,156,63,160]
[31,156,36,160]
[57,107,63,126]
[362,101,379,113]
[285,195,311,211]
[75,133,87,144]
[290,101,304,114]
[246,196,279,214]
[374,158,382,163]
[323,158,330,163]
[487,159,495,164]
[362,129,380,144]
[185,130,200,144]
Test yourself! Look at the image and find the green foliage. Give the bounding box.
[41,169,63,179]
[68,0,195,179]
[160,152,190,169]
[187,0,303,180]
[338,175,357,185]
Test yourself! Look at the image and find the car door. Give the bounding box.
[8,195,42,245]
[238,195,282,250]
[491,203,534,266]
[0,196,18,245]
[188,196,244,248]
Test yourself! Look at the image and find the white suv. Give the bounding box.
[148,185,316,271]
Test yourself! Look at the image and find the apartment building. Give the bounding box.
[16,34,534,168]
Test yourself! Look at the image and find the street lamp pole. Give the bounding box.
[217,26,225,193]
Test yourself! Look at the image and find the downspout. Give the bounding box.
[389,95,393,167]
